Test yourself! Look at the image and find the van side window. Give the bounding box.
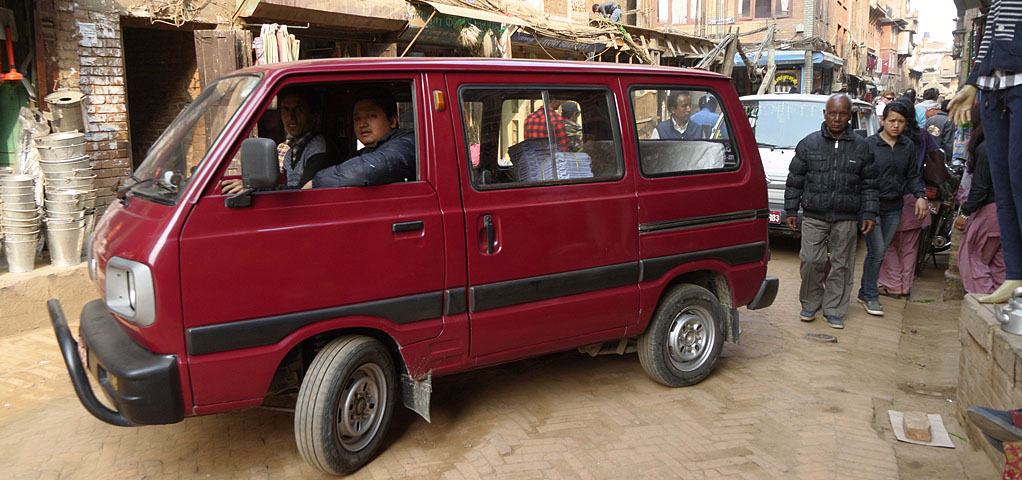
[459,88,623,189]
[222,80,418,192]
[630,88,738,176]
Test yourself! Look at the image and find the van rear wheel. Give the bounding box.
[295,335,396,475]
[638,284,725,387]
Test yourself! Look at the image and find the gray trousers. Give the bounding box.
[799,217,859,319]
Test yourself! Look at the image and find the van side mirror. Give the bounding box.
[226,138,280,208]
[853,128,867,138]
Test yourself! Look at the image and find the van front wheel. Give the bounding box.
[638,284,725,387]
[295,335,396,475]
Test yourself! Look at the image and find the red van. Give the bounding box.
[48,58,776,475]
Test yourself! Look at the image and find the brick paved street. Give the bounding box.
[0,238,1000,479]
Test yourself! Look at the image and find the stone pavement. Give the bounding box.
[0,238,1000,479]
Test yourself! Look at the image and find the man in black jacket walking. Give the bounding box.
[785,94,879,329]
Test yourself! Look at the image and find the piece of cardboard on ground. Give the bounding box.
[889,410,956,448]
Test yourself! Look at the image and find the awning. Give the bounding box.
[953,0,990,11]
[236,0,407,32]
[422,1,529,26]
[733,50,843,67]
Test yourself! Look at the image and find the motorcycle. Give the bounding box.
[915,158,963,274]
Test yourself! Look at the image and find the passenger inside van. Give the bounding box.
[222,86,337,194]
[650,91,711,140]
[523,99,570,151]
[307,88,415,189]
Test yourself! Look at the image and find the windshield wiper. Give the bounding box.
[116,173,176,200]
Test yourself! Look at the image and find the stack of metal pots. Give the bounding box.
[37,131,95,267]
[1,174,42,272]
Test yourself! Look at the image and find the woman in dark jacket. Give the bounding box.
[955,103,1005,293]
[858,100,928,314]
[878,98,941,298]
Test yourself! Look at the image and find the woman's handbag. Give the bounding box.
[922,149,950,187]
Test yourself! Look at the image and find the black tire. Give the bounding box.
[638,284,726,387]
[295,335,396,475]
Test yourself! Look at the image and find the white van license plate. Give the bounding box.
[768,210,781,224]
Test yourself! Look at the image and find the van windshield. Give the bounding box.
[742,100,824,149]
[128,74,261,204]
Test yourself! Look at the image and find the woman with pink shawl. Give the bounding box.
[878,98,940,298]
[955,104,1005,293]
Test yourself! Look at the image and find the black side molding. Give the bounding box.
[639,209,770,233]
[469,262,639,313]
[640,241,766,282]
[186,292,444,356]
[444,288,467,316]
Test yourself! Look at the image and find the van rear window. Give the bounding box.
[458,87,623,189]
[630,88,739,177]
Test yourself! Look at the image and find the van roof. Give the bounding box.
[235,57,730,81]
[740,93,871,107]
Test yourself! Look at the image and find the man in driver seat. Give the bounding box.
[222,86,333,193]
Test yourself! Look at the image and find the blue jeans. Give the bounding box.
[859,206,902,300]
[609,8,622,22]
[981,85,1022,280]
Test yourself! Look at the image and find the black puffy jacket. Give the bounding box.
[867,132,925,208]
[784,123,879,223]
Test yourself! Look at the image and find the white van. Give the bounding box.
[740,94,880,234]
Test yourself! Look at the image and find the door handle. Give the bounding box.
[483,214,495,254]
[392,220,424,233]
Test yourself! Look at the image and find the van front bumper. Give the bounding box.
[48,298,184,426]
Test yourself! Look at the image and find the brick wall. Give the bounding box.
[956,295,1022,471]
[52,1,131,213]
[123,27,200,168]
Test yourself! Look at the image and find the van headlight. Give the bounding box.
[105,257,156,327]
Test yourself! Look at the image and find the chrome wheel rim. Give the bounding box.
[666,306,716,372]
[336,363,386,452]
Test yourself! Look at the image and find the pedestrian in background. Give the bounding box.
[785,94,879,329]
[915,87,941,126]
[875,90,896,118]
[857,100,928,315]
[956,103,1005,294]
[902,88,917,104]
[877,98,940,299]
[924,100,955,163]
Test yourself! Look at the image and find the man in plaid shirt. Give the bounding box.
[524,99,570,151]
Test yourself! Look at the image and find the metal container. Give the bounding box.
[44,198,84,213]
[37,131,86,148]
[1,193,35,204]
[43,90,87,134]
[2,223,40,234]
[37,142,87,161]
[996,287,1022,335]
[3,208,41,220]
[39,155,91,172]
[0,174,35,187]
[2,202,38,212]
[45,189,87,202]
[4,237,37,273]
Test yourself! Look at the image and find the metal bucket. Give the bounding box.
[46,210,85,221]
[37,131,86,148]
[37,142,87,161]
[4,237,37,273]
[44,90,87,134]
[3,208,41,220]
[45,189,87,202]
[1,193,35,204]
[3,202,38,212]
[2,223,40,234]
[2,184,34,194]
[48,175,96,190]
[45,198,84,212]
[47,223,85,267]
[39,155,90,172]
[0,175,35,188]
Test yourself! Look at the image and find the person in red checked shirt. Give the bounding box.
[524,99,570,151]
